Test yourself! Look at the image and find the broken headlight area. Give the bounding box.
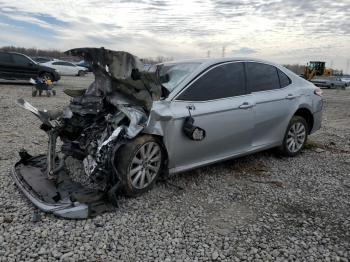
[12,48,161,219]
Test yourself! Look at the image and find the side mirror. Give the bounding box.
[183,116,206,141]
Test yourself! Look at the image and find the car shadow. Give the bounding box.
[0,81,32,86]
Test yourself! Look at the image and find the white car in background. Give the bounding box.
[41,60,88,76]
[341,77,350,84]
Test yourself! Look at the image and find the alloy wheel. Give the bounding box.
[286,122,306,153]
[128,142,161,189]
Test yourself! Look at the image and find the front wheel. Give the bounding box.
[278,116,308,157]
[40,72,54,82]
[115,135,164,196]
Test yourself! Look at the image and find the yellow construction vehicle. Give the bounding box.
[303,61,333,80]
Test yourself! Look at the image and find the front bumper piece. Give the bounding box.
[11,154,108,219]
[11,166,89,219]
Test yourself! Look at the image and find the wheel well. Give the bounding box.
[39,71,54,79]
[294,108,314,133]
[152,134,169,174]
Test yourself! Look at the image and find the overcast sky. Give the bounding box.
[0,0,349,72]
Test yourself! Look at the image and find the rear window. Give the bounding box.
[278,69,291,87]
[0,52,12,63]
[246,62,280,92]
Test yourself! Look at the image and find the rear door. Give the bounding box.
[165,62,255,171]
[50,62,66,74]
[0,52,13,79]
[10,53,39,79]
[57,62,77,75]
[246,62,295,148]
[64,62,79,75]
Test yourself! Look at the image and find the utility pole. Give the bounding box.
[222,46,226,58]
[207,50,211,58]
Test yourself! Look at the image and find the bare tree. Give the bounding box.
[283,64,305,75]
[141,56,174,64]
[0,46,64,59]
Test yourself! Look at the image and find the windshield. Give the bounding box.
[24,55,38,65]
[158,62,200,92]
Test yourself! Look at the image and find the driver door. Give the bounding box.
[10,54,38,79]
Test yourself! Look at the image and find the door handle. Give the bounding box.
[186,104,196,111]
[285,94,298,100]
[239,102,254,109]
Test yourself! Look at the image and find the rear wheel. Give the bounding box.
[115,135,164,196]
[278,116,308,157]
[78,70,85,76]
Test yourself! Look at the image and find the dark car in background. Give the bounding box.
[0,51,60,82]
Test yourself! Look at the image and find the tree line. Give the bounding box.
[0,46,311,74]
[0,46,64,59]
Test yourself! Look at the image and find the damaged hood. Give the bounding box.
[65,47,163,110]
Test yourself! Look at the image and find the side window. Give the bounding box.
[52,62,64,65]
[0,53,12,63]
[12,54,31,66]
[246,62,280,92]
[278,69,291,88]
[64,62,75,67]
[177,62,246,101]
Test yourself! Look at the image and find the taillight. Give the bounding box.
[314,87,323,97]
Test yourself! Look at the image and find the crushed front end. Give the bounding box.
[12,47,164,219]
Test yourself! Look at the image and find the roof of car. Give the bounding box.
[0,51,27,56]
[162,57,280,67]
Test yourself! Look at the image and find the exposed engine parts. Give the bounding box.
[13,47,163,218]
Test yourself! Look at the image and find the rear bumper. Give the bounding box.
[311,109,322,134]
[12,163,90,219]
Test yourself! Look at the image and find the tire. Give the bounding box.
[32,89,37,97]
[39,90,43,96]
[52,90,56,96]
[40,72,54,82]
[114,135,164,196]
[46,91,51,97]
[78,70,85,76]
[278,116,308,157]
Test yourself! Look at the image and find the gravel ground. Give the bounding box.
[0,75,349,261]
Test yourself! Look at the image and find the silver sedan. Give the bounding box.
[13,48,323,218]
